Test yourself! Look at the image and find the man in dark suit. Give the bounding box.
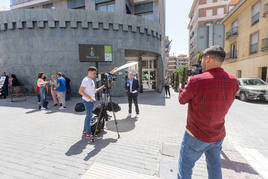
[126,72,139,117]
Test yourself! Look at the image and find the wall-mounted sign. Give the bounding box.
[79,44,112,62]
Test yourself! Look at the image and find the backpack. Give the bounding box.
[74,102,85,112]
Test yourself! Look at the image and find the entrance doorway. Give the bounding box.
[261,67,267,82]
[142,59,157,91]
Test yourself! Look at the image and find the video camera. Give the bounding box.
[187,61,202,76]
[98,73,117,89]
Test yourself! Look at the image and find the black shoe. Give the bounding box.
[54,104,58,106]
[38,105,41,110]
[60,103,62,106]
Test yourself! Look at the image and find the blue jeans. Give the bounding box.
[83,100,95,135]
[40,86,46,107]
[178,132,223,179]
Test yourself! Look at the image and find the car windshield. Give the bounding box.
[242,79,267,86]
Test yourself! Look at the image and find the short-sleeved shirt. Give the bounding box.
[81,77,95,102]
[56,77,66,92]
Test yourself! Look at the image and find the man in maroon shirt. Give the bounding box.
[177,46,239,179]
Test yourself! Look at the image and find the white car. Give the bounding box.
[236,78,268,102]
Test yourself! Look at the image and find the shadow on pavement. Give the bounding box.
[65,132,117,161]
[221,151,259,175]
[106,116,137,133]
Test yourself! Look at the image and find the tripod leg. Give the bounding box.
[92,104,105,142]
[109,96,120,139]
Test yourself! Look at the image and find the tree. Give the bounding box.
[181,67,188,89]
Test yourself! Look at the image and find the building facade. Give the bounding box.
[1,0,165,96]
[167,55,188,73]
[188,0,232,67]
[222,0,268,82]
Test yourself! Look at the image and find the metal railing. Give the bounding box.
[261,38,268,51]
[264,3,268,17]
[226,27,238,40]
[250,43,258,54]
[225,51,237,60]
[251,13,260,25]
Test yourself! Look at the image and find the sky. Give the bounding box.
[166,0,192,56]
[0,0,10,10]
[0,0,193,56]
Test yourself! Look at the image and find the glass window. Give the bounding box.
[43,3,53,8]
[232,20,238,33]
[10,0,16,5]
[206,9,213,17]
[138,13,153,20]
[250,32,259,54]
[96,2,115,12]
[217,8,224,15]
[252,2,260,25]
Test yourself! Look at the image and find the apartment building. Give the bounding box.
[188,0,232,67]
[222,0,268,82]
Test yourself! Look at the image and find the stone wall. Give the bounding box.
[0,9,162,96]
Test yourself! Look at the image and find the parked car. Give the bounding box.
[236,78,268,102]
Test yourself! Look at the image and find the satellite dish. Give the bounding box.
[114,62,138,73]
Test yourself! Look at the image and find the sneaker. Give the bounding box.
[136,114,139,117]
[82,131,86,135]
[86,134,92,139]
[54,104,58,106]
[38,105,41,110]
[60,103,62,106]
[127,113,131,118]
[41,107,46,110]
[59,106,64,110]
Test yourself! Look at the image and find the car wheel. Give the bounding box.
[240,92,247,101]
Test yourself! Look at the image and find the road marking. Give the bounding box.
[227,137,268,179]
[82,162,161,179]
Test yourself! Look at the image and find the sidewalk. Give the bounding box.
[0,91,262,178]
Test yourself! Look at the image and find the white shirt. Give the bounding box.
[81,77,95,102]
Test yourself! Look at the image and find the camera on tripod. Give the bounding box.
[99,73,117,89]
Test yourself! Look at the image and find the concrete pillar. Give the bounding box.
[87,0,96,10]
[153,1,160,23]
[138,55,143,93]
[115,0,126,14]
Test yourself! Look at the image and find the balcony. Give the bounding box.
[226,27,238,40]
[225,51,237,61]
[264,3,268,17]
[261,38,268,51]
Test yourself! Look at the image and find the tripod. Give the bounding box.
[92,87,120,142]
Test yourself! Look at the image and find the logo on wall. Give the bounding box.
[79,44,112,62]
[90,47,95,57]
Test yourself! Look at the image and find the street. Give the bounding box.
[0,91,267,179]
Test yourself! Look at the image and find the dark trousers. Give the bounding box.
[165,86,170,97]
[128,93,139,114]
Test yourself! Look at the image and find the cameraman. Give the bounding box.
[177,46,239,179]
[78,66,105,139]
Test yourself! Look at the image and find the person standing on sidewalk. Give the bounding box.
[56,72,66,110]
[177,46,239,179]
[126,72,139,117]
[164,77,171,98]
[37,73,49,110]
[50,75,61,106]
[78,66,105,139]
[0,72,9,99]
